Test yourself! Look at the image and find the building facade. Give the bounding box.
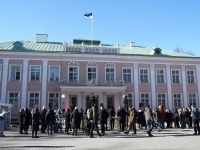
[0,34,199,119]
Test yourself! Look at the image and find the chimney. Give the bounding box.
[116,44,119,48]
[36,34,48,42]
[130,42,135,48]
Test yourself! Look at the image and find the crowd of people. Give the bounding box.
[1,103,200,138]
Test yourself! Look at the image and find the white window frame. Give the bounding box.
[140,93,150,108]
[9,65,22,82]
[49,66,60,82]
[86,66,98,81]
[186,69,196,84]
[157,93,167,107]
[105,67,116,82]
[29,65,41,82]
[0,64,2,81]
[173,93,182,108]
[171,69,181,84]
[7,91,20,109]
[48,92,60,109]
[139,68,150,84]
[127,93,133,107]
[28,91,40,109]
[188,93,197,107]
[68,66,79,82]
[69,95,78,109]
[122,67,132,83]
[155,68,166,84]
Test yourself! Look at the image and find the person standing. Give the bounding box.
[40,106,47,133]
[45,107,55,136]
[124,106,136,134]
[0,109,10,137]
[23,108,30,134]
[144,105,154,137]
[70,107,80,135]
[117,106,127,132]
[19,109,24,134]
[191,105,200,135]
[64,108,71,134]
[158,104,165,129]
[32,108,41,138]
[99,104,107,136]
[108,107,115,130]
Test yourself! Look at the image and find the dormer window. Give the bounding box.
[154,48,162,55]
[13,41,23,49]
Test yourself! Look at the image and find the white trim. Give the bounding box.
[155,68,166,84]
[0,64,2,82]
[68,66,80,82]
[133,63,139,110]
[172,93,183,109]
[105,66,116,82]
[186,69,196,84]
[48,65,61,82]
[157,93,167,108]
[1,59,9,103]
[122,67,133,83]
[68,60,80,65]
[7,91,20,109]
[8,64,22,82]
[105,61,116,66]
[29,65,42,82]
[86,66,98,85]
[171,69,182,84]
[42,60,48,108]
[48,92,61,109]
[139,68,150,84]
[140,92,151,108]
[27,91,41,109]
[188,92,198,107]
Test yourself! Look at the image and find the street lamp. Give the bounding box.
[122,94,129,128]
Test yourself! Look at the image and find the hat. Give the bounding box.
[75,106,77,109]
[100,103,104,107]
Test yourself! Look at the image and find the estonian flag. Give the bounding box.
[84,12,92,18]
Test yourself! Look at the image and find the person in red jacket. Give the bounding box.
[159,104,165,129]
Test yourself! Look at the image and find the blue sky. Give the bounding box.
[0,0,200,56]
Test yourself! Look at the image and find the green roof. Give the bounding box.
[0,41,195,58]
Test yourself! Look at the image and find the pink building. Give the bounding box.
[0,34,199,119]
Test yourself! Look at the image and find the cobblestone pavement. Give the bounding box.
[0,127,199,150]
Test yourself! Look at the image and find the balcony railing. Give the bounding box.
[59,79,126,87]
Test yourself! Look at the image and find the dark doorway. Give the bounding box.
[86,96,99,110]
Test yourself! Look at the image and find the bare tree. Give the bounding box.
[174,47,195,56]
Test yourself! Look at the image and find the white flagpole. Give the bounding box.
[91,11,93,46]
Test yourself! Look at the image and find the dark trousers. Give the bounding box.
[119,120,125,132]
[100,121,105,134]
[90,122,100,137]
[46,121,53,135]
[32,130,38,137]
[41,120,46,133]
[110,119,115,130]
[193,119,200,134]
[65,122,70,133]
[174,118,180,128]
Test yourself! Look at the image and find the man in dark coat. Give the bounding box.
[70,106,80,135]
[40,106,47,133]
[108,107,115,130]
[99,104,108,136]
[32,108,41,138]
[191,105,200,135]
[64,108,71,134]
[45,107,55,135]
[117,106,127,132]
[19,109,24,134]
[23,108,30,134]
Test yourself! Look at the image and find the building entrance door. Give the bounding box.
[86,96,99,110]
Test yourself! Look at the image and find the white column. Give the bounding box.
[181,65,188,108]
[1,59,9,103]
[196,65,200,107]
[41,60,48,109]
[120,92,125,107]
[81,91,85,110]
[21,59,29,108]
[102,92,107,108]
[150,64,156,109]
[133,63,139,110]
[166,64,172,110]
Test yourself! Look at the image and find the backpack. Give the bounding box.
[87,108,93,120]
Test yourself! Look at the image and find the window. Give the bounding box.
[69,67,78,82]
[156,69,165,83]
[173,94,181,108]
[107,97,114,108]
[140,69,148,83]
[87,67,97,80]
[70,96,77,109]
[49,67,60,82]
[123,68,132,82]
[0,65,2,81]
[187,70,195,83]
[30,66,40,81]
[140,93,149,107]
[127,94,132,107]
[172,70,180,83]
[106,68,115,81]
[29,93,39,108]
[157,94,166,107]
[9,92,19,108]
[49,93,59,109]
[189,93,196,106]
[10,66,21,81]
